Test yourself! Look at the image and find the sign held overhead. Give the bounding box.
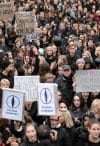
[76,70,100,92]
[2,88,25,121]
[38,83,57,116]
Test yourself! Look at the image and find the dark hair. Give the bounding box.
[83,111,95,120]
[37,124,50,141]
[71,93,84,111]
[88,118,100,129]
[59,99,69,109]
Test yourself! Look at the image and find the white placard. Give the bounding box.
[38,83,57,116]
[2,88,25,121]
[76,70,100,92]
[0,1,14,21]
[14,76,40,101]
[15,11,37,36]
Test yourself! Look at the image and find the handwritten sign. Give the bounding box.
[26,31,39,41]
[14,76,40,101]
[15,11,37,36]
[76,70,100,92]
[0,1,14,21]
[2,88,25,121]
[38,83,57,116]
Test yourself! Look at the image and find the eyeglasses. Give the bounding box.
[64,69,70,72]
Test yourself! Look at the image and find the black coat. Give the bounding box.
[38,140,57,146]
[55,75,73,105]
[76,137,100,146]
[51,126,72,146]
[20,141,38,146]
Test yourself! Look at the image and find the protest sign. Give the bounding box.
[15,11,37,36]
[2,88,25,121]
[0,1,14,21]
[26,31,39,41]
[0,0,12,2]
[76,70,100,92]
[38,83,57,116]
[14,76,40,101]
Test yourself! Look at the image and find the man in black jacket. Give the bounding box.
[49,115,72,146]
[55,64,74,105]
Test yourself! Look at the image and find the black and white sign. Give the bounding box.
[38,83,57,116]
[2,88,25,121]
[14,76,40,101]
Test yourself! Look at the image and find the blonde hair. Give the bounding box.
[61,110,74,128]
[82,50,93,62]
[95,46,100,57]
[0,79,10,88]
[45,46,53,58]
[90,99,100,114]
[45,73,55,82]
[58,55,67,65]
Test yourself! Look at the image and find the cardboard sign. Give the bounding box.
[0,1,14,21]
[2,88,25,121]
[38,83,57,116]
[76,70,100,92]
[15,11,37,36]
[14,76,40,101]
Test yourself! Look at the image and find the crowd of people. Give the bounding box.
[0,0,100,146]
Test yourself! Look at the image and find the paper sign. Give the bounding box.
[76,70,100,92]
[2,88,25,121]
[14,76,40,101]
[38,83,57,116]
[0,1,14,21]
[26,31,39,41]
[15,11,37,36]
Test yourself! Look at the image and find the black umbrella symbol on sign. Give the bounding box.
[44,89,48,103]
[6,95,20,109]
[40,88,52,104]
[11,96,15,108]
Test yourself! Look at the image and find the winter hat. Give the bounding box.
[1,58,11,70]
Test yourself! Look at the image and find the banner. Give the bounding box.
[14,76,40,101]
[76,70,100,92]
[0,1,14,21]
[2,88,25,121]
[15,11,37,36]
[38,83,57,116]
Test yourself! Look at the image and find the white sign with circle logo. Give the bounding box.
[2,88,25,121]
[38,83,57,116]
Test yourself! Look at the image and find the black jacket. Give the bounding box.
[38,140,57,146]
[51,126,72,146]
[76,137,100,146]
[55,75,73,105]
[20,141,38,146]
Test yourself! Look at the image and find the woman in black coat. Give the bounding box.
[20,123,38,146]
[76,118,100,146]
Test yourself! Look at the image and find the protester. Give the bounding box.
[76,118,100,146]
[20,122,38,146]
[0,0,99,145]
